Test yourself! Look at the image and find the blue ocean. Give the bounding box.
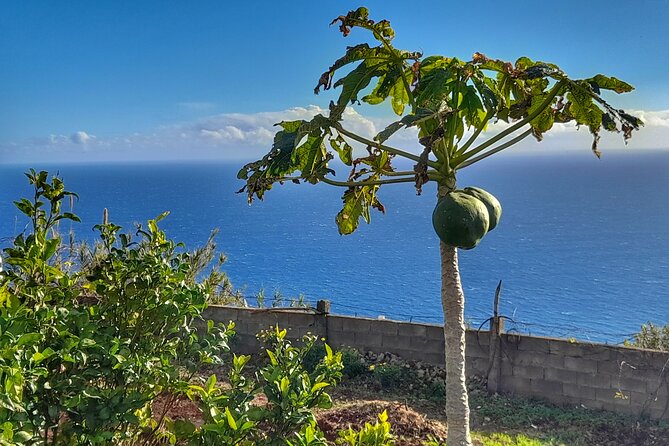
[1,150,668,344]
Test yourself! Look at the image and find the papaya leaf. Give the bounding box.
[335,184,383,235]
[472,76,498,112]
[415,67,456,108]
[237,119,334,201]
[587,74,634,94]
[315,44,391,94]
[567,84,603,132]
[602,113,618,132]
[329,135,353,166]
[460,85,486,128]
[374,108,435,144]
[331,59,388,120]
[389,72,411,115]
[528,93,555,135]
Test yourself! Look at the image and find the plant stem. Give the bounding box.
[453,80,565,166]
[454,110,494,158]
[457,128,533,169]
[335,124,439,168]
[320,175,416,187]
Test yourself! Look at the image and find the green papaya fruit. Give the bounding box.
[462,186,502,231]
[432,191,489,249]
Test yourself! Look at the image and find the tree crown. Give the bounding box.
[238,7,642,235]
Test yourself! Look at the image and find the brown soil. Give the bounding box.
[317,400,447,445]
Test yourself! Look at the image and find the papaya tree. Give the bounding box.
[238,8,641,445]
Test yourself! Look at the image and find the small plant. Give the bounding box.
[168,326,344,446]
[627,322,669,351]
[372,364,413,390]
[341,347,369,379]
[337,411,394,446]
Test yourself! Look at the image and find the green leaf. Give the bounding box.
[375,110,424,144]
[567,84,603,132]
[332,59,387,118]
[460,85,486,128]
[389,73,411,115]
[415,67,455,108]
[16,333,41,347]
[311,382,330,392]
[329,135,353,165]
[588,74,634,94]
[528,93,555,135]
[225,407,238,430]
[335,184,383,235]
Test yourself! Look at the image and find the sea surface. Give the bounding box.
[1,150,668,344]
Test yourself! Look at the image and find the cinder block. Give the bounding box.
[203,306,239,324]
[356,331,384,349]
[544,367,581,384]
[342,316,372,333]
[516,337,551,354]
[370,320,400,336]
[577,373,612,389]
[397,322,428,338]
[466,330,490,347]
[510,350,564,369]
[327,316,345,332]
[577,399,605,410]
[500,359,513,377]
[382,335,411,350]
[426,325,444,341]
[563,357,597,373]
[617,376,651,394]
[410,336,443,354]
[597,359,625,375]
[530,379,563,397]
[466,342,489,360]
[562,383,596,400]
[329,330,355,348]
[629,390,663,411]
[513,365,545,380]
[424,352,445,366]
[499,375,532,395]
[576,344,614,361]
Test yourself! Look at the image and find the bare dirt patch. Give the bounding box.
[317,400,447,445]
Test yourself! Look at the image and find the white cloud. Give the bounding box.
[70,131,94,144]
[1,107,668,163]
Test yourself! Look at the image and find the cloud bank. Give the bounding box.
[1,106,668,164]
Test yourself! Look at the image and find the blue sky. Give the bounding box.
[2,0,668,163]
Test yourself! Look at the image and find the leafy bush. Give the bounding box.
[0,170,231,444]
[341,348,368,379]
[371,364,414,390]
[163,327,343,446]
[627,322,669,351]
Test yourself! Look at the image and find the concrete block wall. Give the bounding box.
[498,334,669,419]
[201,305,668,420]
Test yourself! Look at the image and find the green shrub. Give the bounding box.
[0,170,231,445]
[371,363,414,390]
[627,322,669,351]
[166,326,344,446]
[301,340,327,373]
[341,348,368,379]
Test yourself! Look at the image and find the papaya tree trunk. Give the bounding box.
[439,194,472,446]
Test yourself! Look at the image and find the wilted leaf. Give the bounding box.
[335,184,383,235]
